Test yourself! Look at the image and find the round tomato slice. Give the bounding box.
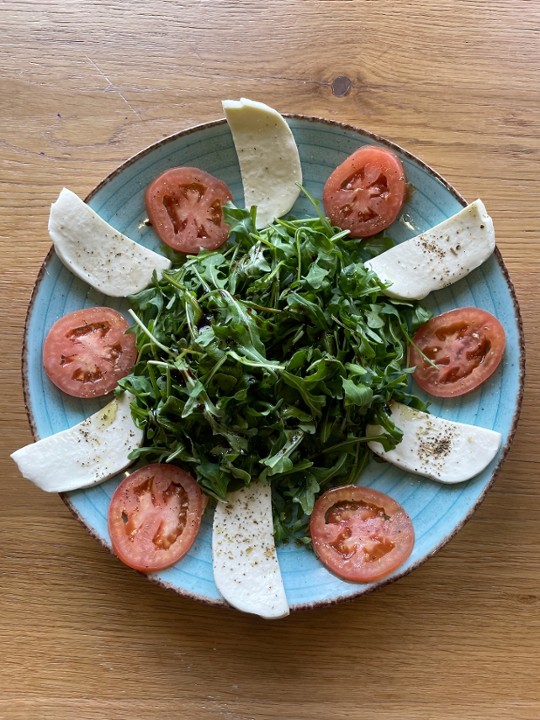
[410,307,506,398]
[323,145,407,238]
[42,307,137,398]
[108,464,204,573]
[310,485,414,583]
[145,166,233,253]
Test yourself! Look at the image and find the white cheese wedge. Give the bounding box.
[366,401,501,484]
[364,200,495,300]
[49,188,171,297]
[223,98,302,229]
[212,480,289,619]
[11,392,143,493]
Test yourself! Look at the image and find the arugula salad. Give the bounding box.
[118,197,431,543]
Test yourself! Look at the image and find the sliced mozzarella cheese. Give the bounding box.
[223,98,302,229]
[49,188,171,297]
[364,200,495,300]
[212,480,289,619]
[366,401,501,484]
[11,392,143,493]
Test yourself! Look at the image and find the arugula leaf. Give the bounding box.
[119,196,430,542]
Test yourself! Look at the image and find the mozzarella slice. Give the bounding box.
[364,200,495,300]
[49,188,171,297]
[223,98,302,229]
[212,480,289,619]
[11,392,143,493]
[366,401,501,484]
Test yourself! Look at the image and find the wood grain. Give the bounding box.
[2,1,539,718]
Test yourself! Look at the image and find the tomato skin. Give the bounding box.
[310,485,414,583]
[145,166,233,254]
[42,307,137,398]
[322,145,407,238]
[108,464,204,573]
[410,307,506,398]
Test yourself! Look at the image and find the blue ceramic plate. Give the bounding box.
[23,116,524,611]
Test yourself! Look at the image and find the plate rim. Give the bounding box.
[20,114,526,611]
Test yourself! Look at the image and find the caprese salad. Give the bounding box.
[12,99,506,619]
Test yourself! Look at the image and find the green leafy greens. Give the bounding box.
[118,198,430,543]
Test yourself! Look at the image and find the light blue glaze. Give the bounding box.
[23,117,524,610]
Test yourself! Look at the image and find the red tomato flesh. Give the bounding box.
[42,306,137,398]
[108,464,204,573]
[410,307,506,398]
[145,166,233,254]
[310,485,414,583]
[323,145,407,238]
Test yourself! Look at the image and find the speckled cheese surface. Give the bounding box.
[367,401,502,484]
[365,200,495,300]
[49,188,171,297]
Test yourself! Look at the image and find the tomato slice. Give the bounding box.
[108,464,205,573]
[322,145,407,238]
[410,307,506,398]
[310,485,414,583]
[145,167,233,253]
[42,307,137,398]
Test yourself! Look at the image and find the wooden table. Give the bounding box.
[2,2,538,718]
